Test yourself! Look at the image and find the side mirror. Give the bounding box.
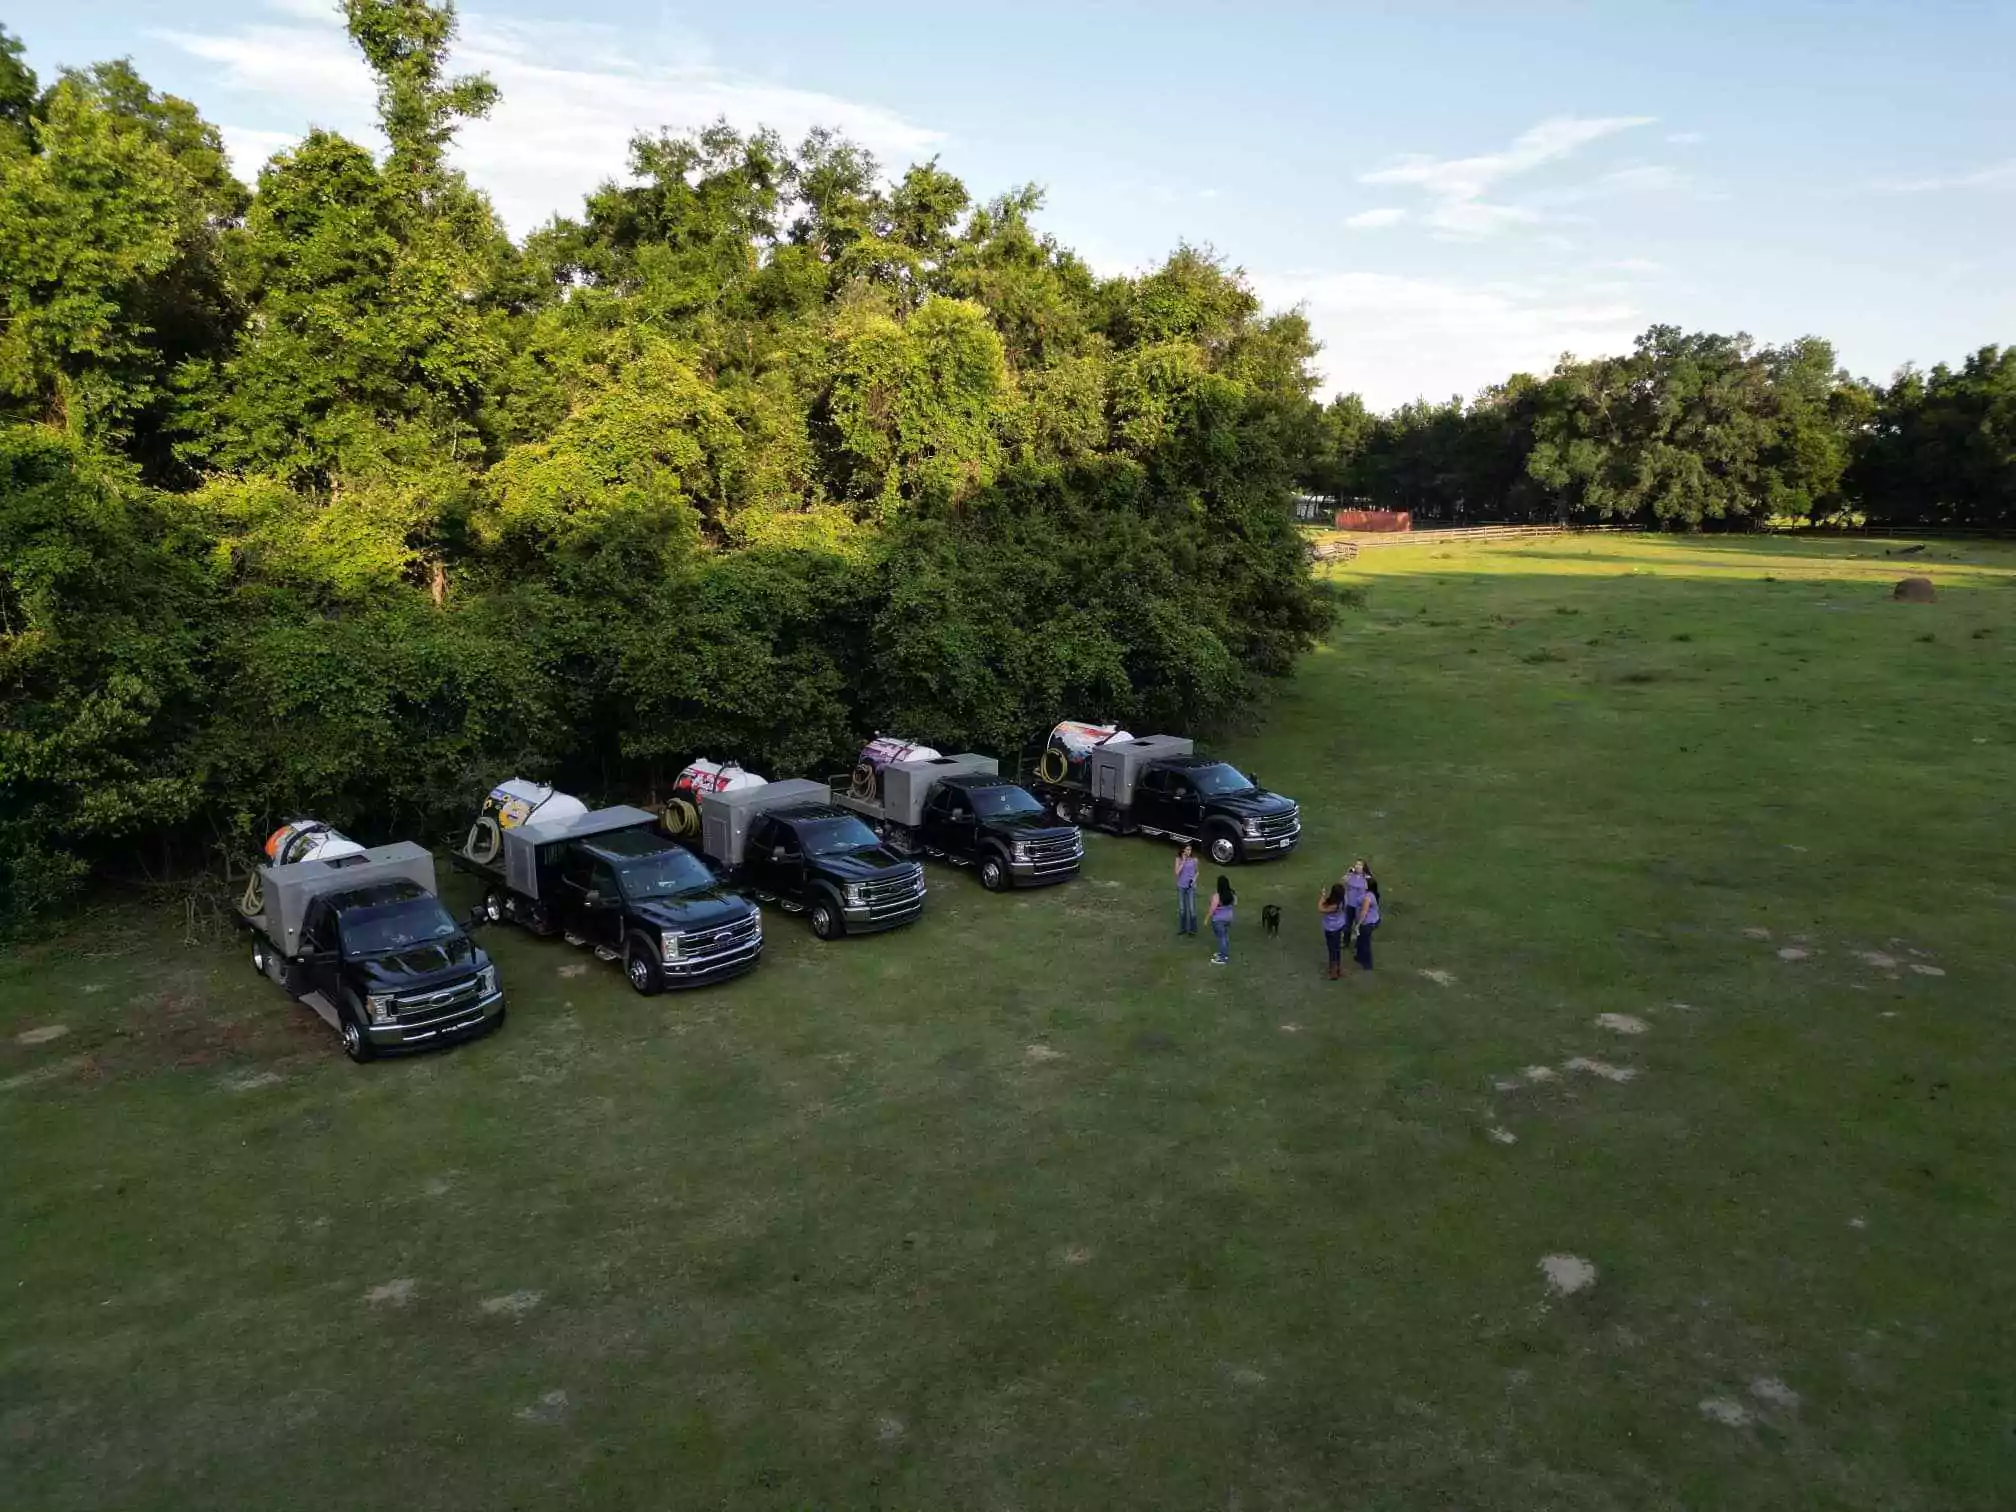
[583,889,603,908]
[465,905,487,929]
[772,847,787,863]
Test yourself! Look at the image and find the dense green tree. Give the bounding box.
[1852,347,2015,528]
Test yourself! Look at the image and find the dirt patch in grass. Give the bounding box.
[479,1290,543,1317]
[15,1024,70,1046]
[1908,964,1946,977]
[1540,1254,1597,1296]
[1700,1397,1753,1427]
[1418,968,1457,986]
[82,982,327,1080]
[1594,1013,1648,1035]
[365,1278,418,1307]
[1750,1376,1800,1409]
[1564,1057,1638,1083]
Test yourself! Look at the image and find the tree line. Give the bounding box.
[1298,327,2014,530]
[0,5,1331,928]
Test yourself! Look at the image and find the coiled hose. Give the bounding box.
[464,816,502,865]
[1037,746,1071,784]
[850,762,878,800]
[662,797,700,837]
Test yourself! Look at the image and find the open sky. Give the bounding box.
[25,0,2015,408]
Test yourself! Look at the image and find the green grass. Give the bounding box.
[5,533,2015,1510]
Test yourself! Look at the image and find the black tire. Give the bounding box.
[339,1001,377,1064]
[809,897,842,941]
[1208,830,1242,867]
[625,937,665,996]
[250,939,269,979]
[979,854,1008,892]
[483,889,504,923]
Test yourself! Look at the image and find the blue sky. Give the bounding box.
[22,0,2015,407]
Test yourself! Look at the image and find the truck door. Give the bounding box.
[1134,767,1171,828]
[299,899,341,1002]
[766,821,809,903]
[938,789,979,860]
[557,845,625,949]
[1163,771,1205,839]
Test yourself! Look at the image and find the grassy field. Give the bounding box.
[4,532,2014,1510]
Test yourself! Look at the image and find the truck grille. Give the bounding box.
[671,911,763,977]
[1022,832,1084,875]
[395,976,484,1021]
[863,864,926,918]
[1255,805,1300,839]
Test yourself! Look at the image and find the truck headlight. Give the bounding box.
[366,993,395,1025]
[845,883,866,907]
[1242,818,1261,838]
[1012,841,1031,862]
[661,931,683,963]
[478,965,498,995]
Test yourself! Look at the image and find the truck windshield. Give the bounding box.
[971,786,1046,819]
[340,897,461,957]
[614,847,716,901]
[799,817,881,856]
[1190,762,1258,797]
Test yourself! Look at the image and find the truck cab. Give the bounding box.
[547,827,762,994]
[917,773,1083,888]
[701,781,926,941]
[242,841,505,1063]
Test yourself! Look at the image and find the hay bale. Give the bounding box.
[1893,577,1936,603]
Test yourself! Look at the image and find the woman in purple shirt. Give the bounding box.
[1173,843,1199,935]
[1353,876,1381,970]
[1342,860,1369,930]
[1206,876,1235,964]
[1319,884,1349,979]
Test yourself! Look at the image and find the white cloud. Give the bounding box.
[158,3,944,235]
[1598,164,1685,193]
[1254,268,1641,409]
[1343,207,1407,229]
[1873,160,2016,193]
[1358,114,1653,238]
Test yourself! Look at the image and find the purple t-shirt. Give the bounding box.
[1358,892,1380,927]
[1176,856,1198,889]
[1321,906,1348,932]
[1344,874,1368,907]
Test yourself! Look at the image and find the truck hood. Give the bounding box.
[983,813,1081,841]
[630,890,757,934]
[818,847,916,882]
[1210,788,1299,819]
[349,933,485,992]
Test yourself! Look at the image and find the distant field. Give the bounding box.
[5,533,2014,1510]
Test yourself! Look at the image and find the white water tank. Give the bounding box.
[262,820,364,868]
[664,759,766,836]
[464,779,588,865]
[1040,721,1133,785]
[852,735,941,800]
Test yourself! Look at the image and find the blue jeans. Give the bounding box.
[1324,928,1344,967]
[1178,885,1196,934]
[1354,921,1376,969]
[1211,918,1231,960]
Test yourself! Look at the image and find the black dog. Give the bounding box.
[1261,904,1282,937]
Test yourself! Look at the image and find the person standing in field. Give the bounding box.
[1174,842,1199,936]
[1342,859,1370,932]
[1207,876,1236,965]
[1353,874,1381,971]
[1319,883,1349,979]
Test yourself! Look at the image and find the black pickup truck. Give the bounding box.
[1033,733,1301,866]
[456,802,762,994]
[700,779,927,940]
[831,751,1082,890]
[242,841,505,1062]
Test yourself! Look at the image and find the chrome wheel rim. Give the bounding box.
[628,956,649,990]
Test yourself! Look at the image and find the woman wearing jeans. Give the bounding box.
[1319,883,1349,979]
[1206,876,1236,964]
[1173,843,1199,935]
[1353,879,1381,970]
